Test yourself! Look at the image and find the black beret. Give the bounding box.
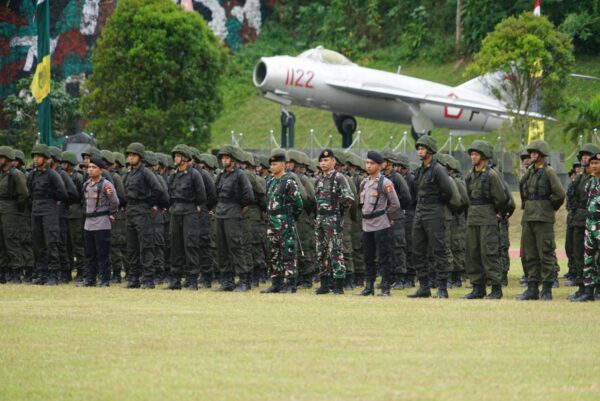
[88,156,106,169]
[367,150,384,164]
[269,154,286,163]
[591,153,600,162]
[318,149,334,161]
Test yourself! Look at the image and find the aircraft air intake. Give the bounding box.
[253,61,268,87]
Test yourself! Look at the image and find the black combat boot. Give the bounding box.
[184,275,198,291]
[200,273,212,288]
[123,278,141,288]
[316,275,331,295]
[518,275,528,287]
[141,280,155,289]
[517,281,539,301]
[297,274,313,289]
[22,267,33,283]
[233,274,251,292]
[485,284,503,299]
[378,283,391,297]
[163,276,182,290]
[571,285,595,302]
[251,271,260,288]
[354,273,364,288]
[9,269,21,284]
[355,279,375,296]
[407,277,431,298]
[393,274,406,290]
[213,273,235,292]
[434,286,449,299]
[540,282,553,301]
[595,285,600,301]
[501,272,508,287]
[404,275,415,288]
[32,270,47,285]
[45,270,59,286]
[568,284,585,300]
[261,276,283,293]
[111,269,122,283]
[344,274,355,291]
[553,271,559,288]
[332,278,345,294]
[463,284,486,299]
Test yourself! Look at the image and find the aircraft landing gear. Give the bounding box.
[333,114,357,148]
[411,125,431,142]
[280,109,295,148]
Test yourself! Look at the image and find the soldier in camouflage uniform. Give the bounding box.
[61,151,85,282]
[572,152,600,301]
[286,149,315,289]
[0,147,29,283]
[314,149,355,295]
[261,149,303,293]
[12,150,34,282]
[518,140,565,301]
[566,144,600,300]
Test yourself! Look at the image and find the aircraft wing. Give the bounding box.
[326,80,553,120]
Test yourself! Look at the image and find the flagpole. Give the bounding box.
[31,0,52,145]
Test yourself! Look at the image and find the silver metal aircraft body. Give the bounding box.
[253,46,547,139]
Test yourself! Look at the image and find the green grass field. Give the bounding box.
[1,258,599,401]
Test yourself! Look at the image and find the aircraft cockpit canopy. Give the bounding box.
[298,46,355,65]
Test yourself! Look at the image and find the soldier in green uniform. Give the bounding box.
[27,144,68,285]
[239,151,267,289]
[380,150,412,289]
[314,149,355,295]
[518,140,565,301]
[12,150,34,282]
[261,149,304,293]
[395,153,417,288]
[0,147,29,283]
[163,144,206,290]
[565,144,600,300]
[122,143,169,289]
[345,152,366,287]
[213,145,255,292]
[61,151,85,282]
[463,141,507,299]
[286,149,315,289]
[407,136,454,298]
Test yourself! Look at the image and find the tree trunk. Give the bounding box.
[455,0,463,53]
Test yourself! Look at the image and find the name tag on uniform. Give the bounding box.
[372,191,378,197]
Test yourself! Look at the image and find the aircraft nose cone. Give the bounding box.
[253,61,267,87]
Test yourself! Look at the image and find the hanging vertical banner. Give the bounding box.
[528,0,544,142]
[30,0,52,145]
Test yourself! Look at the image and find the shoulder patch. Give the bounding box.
[385,183,393,193]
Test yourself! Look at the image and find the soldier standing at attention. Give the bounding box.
[0,147,29,283]
[213,145,255,292]
[261,149,303,293]
[12,150,34,283]
[61,151,85,282]
[407,136,454,299]
[566,144,600,300]
[396,154,418,288]
[356,151,400,297]
[164,145,206,291]
[27,144,68,285]
[518,140,565,301]
[314,149,355,295]
[122,143,169,289]
[463,141,507,299]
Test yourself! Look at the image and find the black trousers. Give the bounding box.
[32,213,61,271]
[84,229,112,283]
[362,227,394,287]
[216,217,247,275]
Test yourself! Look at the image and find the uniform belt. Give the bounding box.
[418,197,442,205]
[362,210,386,220]
[127,199,150,205]
[470,199,492,205]
[527,195,550,200]
[318,209,339,216]
[85,210,110,218]
[267,209,288,216]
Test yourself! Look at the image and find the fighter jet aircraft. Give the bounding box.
[253,46,550,144]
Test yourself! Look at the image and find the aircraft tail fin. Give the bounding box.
[455,72,515,105]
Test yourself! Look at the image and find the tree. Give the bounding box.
[565,94,600,142]
[81,0,226,151]
[466,13,574,138]
[1,77,80,155]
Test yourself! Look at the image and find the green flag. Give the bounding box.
[30,0,51,145]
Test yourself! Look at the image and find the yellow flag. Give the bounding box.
[528,119,544,142]
[30,55,51,104]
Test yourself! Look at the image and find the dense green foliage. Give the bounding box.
[1,77,80,154]
[80,0,226,151]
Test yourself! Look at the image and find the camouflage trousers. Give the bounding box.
[267,216,297,278]
[297,211,316,276]
[583,218,600,286]
[315,215,346,279]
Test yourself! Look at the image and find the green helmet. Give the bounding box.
[578,143,600,160]
[144,150,157,166]
[81,146,101,159]
[197,153,217,169]
[171,144,191,160]
[156,153,169,168]
[380,149,398,164]
[435,153,450,167]
[100,149,115,165]
[287,149,307,165]
[395,153,410,168]
[188,146,201,162]
[14,149,25,165]
[467,140,492,159]
[218,145,244,162]
[333,149,347,165]
[125,142,145,158]
[519,147,530,160]
[31,144,51,159]
[415,135,437,153]
[61,151,78,166]
[527,139,551,157]
[48,146,62,162]
[242,151,255,166]
[113,152,126,167]
[257,155,270,169]
[345,152,363,169]
[446,155,461,172]
[0,146,15,160]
